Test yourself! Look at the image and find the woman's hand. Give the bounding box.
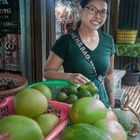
[105,55,115,108]
[0,133,9,140]
[67,73,90,85]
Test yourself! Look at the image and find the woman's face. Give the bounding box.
[79,0,108,31]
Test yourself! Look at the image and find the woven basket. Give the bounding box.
[116,30,137,44]
[0,73,28,102]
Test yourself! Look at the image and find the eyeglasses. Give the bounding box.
[85,6,108,18]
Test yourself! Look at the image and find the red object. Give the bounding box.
[0,96,71,140]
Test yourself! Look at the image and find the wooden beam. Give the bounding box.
[46,0,55,59]
[30,0,42,82]
[109,0,119,39]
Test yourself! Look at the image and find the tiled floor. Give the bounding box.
[122,83,140,118]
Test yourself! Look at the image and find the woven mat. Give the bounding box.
[122,84,140,118]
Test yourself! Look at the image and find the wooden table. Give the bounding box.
[122,83,140,118]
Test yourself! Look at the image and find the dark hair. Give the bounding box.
[76,0,109,29]
[80,0,108,8]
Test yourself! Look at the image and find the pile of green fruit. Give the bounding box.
[61,97,128,140]
[0,85,60,140]
[55,81,98,104]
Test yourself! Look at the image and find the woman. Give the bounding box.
[44,0,115,108]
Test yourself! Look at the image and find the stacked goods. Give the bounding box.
[30,81,98,104]
[112,107,140,140]
[55,81,98,104]
[30,81,140,140]
[59,95,139,140]
[61,97,128,140]
[116,29,137,44]
[23,80,140,140]
[1,80,139,140]
[0,115,44,140]
[112,108,140,132]
[31,84,52,100]
[0,84,70,140]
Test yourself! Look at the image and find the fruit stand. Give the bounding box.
[0,95,70,140]
[0,80,140,140]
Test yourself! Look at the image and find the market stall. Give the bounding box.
[0,80,140,140]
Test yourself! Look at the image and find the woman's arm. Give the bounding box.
[44,52,89,84]
[104,55,115,108]
[0,133,9,140]
[44,52,68,80]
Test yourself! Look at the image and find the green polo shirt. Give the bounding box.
[51,30,116,107]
